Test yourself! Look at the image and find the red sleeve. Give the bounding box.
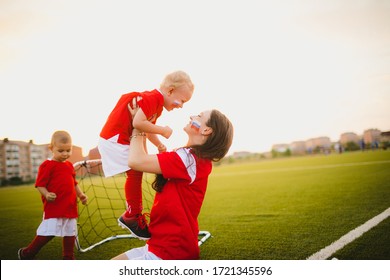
[157,149,195,182]
[35,160,51,188]
[66,161,78,186]
[138,91,164,124]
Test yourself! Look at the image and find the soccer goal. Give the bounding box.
[73,159,211,252]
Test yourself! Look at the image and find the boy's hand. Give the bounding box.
[79,193,88,205]
[46,192,57,202]
[157,143,167,153]
[162,126,173,139]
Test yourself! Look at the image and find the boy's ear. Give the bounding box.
[167,86,175,96]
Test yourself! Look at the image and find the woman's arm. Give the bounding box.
[128,129,163,174]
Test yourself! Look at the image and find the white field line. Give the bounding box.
[307,207,390,260]
[212,160,390,177]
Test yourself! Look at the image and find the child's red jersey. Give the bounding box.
[100,89,164,145]
[35,160,78,219]
[147,148,212,260]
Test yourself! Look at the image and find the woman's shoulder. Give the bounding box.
[173,147,190,152]
[174,147,210,160]
[173,148,211,166]
[172,147,192,157]
[159,147,193,164]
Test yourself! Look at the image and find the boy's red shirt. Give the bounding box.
[35,160,78,219]
[100,89,164,145]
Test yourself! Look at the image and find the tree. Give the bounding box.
[345,141,360,151]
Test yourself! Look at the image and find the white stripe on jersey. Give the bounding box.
[176,148,196,184]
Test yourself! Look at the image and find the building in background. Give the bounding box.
[86,146,100,160]
[290,141,306,155]
[339,132,362,151]
[340,132,360,146]
[380,131,390,143]
[268,127,387,158]
[305,137,331,154]
[380,131,390,149]
[68,145,84,164]
[363,129,381,148]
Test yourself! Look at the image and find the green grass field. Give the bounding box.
[1,150,389,260]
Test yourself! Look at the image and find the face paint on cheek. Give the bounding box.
[190,120,201,132]
[173,100,180,106]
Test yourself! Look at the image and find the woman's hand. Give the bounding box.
[128,96,142,118]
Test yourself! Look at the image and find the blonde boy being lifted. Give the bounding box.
[98,70,194,240]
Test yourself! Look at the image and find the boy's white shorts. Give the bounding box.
[37,218,77,237]
[98,135,130,177]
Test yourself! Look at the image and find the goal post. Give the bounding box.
[73,159,211,252]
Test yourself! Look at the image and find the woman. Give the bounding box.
[112,109,233,260]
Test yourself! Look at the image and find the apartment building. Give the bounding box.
[0,138,83,186]
[290,141,306,155]
[305,136,332,153]
[363,129,381,148]
[339,132,360,145]
[272,128,387,156]
[381,131,390,143]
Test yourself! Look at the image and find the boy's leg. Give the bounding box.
[62,236,76,260]
[118,169,150,240]
[18,235,54,260]
[123,169,143,217]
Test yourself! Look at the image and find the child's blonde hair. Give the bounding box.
[160,70,194,92]
[50,130,72,146]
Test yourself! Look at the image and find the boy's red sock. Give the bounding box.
[22,235,54,259]
[124,169,143,218]
[62,236,76,260]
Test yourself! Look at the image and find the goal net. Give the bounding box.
[73,159,211,252]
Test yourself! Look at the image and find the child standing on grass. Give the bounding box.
[18,131,88,260]
[98,70,194,240]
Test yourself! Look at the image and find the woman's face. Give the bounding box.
[184,110,212,137]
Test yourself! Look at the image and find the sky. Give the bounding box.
[1,0,389,156]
